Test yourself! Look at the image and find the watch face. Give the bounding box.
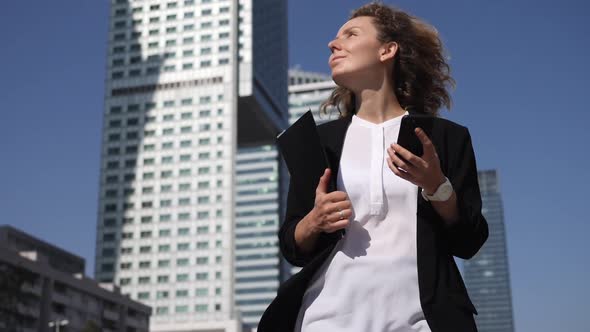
[441,184,452,196]
[436,182,453,200]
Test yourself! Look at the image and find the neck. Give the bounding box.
[353,79,405,124]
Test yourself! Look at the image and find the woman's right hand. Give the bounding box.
[308,168,352,233]
[295,168,352,253]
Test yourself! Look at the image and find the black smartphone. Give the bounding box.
[397,114,436,157]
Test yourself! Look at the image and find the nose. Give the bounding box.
[328,38,341,53]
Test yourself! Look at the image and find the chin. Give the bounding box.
[331,70,354,90]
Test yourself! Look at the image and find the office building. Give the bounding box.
[464,170,515,332]
[94,0,287,330]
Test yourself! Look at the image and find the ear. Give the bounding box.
[380,41,398,62]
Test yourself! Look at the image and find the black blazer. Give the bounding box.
[258,112,489,332]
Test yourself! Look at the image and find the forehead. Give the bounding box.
[336,16,375,36]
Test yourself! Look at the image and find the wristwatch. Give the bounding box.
[421,177,453,202]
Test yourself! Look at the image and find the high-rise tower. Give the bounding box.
[94,0,287,330]
[464,170,515,332]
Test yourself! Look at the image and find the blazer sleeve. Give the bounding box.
[279,177,340,267]
[443,126,489,259]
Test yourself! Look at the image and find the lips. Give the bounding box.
[330,56,346,65]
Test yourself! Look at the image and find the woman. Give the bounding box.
[259,3,488,332]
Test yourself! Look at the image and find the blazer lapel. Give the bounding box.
[318,115,352,192]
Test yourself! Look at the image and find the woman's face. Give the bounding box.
[328,16,389,87]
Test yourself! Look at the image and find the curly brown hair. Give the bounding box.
[321,2,455,117]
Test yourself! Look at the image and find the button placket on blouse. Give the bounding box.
[369,126,385,215]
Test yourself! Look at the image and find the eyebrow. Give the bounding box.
[335,26,361,38]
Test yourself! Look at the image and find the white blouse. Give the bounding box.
[295,112,431,332]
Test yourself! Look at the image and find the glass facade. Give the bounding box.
[464,170,515,332]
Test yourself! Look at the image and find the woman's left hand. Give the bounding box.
[386,127,446,194]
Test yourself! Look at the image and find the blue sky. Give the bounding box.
[1,0,589,331]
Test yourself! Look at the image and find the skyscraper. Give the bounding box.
[94,0,287,330]
[234,145,281,327]
[464,170,515,332]
[231,70,336,327]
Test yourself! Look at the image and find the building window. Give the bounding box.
[155,307,168,315]
[176,305,189,313]
[195,304,208,312]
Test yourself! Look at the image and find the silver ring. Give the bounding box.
[338,210,344,219]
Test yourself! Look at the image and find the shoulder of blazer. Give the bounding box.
[435,116,468,134]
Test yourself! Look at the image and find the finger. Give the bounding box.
[328,208,352,222]
[315,168,331,195]
[327,200,353,213]
[386,156,407,175]
[415,128,436,157]
[324,191,350,202]
[386,156,417,182]
[391,143,420,168]
[325,219,349,233]
[387,147,414,171]
[392,163,416,182]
